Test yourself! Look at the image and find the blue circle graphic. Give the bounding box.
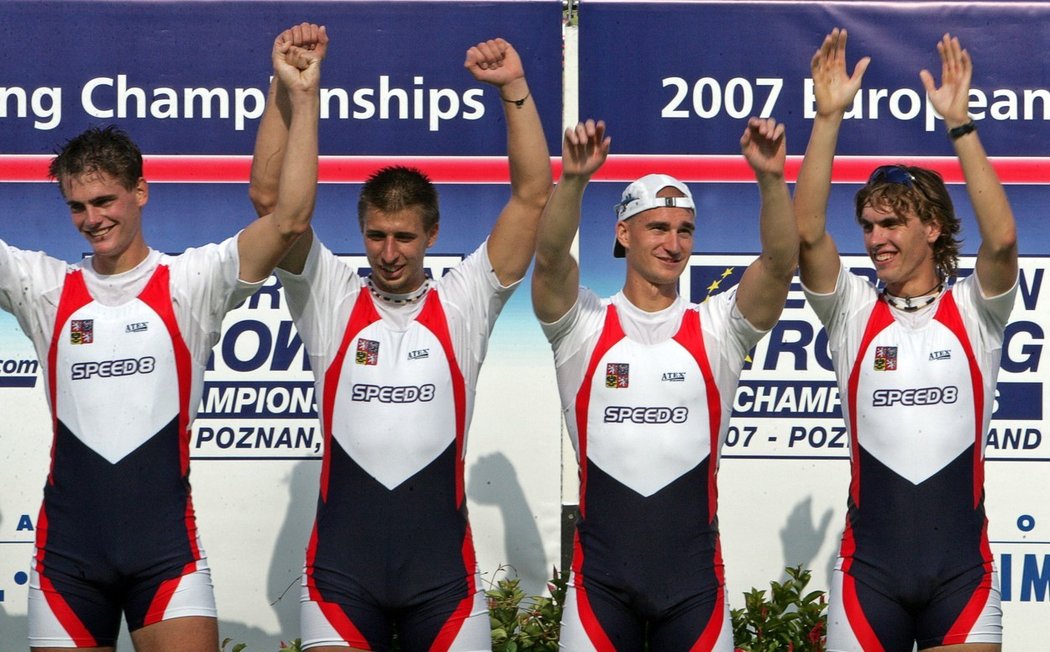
[1017,514,1036,532]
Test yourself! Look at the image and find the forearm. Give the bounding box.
[249,77,293,217]
[954,129,1017,255]
[503,78,553,209]
[795,113,842,246]
[756,172,799,278]
[532,174,585,322]
[536,175,587,266]
[272,91,319,236]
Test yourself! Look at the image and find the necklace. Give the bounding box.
[882,281,943,312]
[366,276,430,305]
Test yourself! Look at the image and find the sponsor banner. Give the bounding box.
[581,1,1050,156]
[0,1,564,646]
[0,0,563,155]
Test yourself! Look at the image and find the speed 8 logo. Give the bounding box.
[70,356,156,380]
[603,406,689,424]
[871,386,958,407]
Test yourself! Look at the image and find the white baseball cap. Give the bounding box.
[613,174,695,257]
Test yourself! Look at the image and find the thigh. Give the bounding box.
[826,562,914,652]
[649,584,732,652]
[559,571,643,652]
[125,563,217,631]
[128,615,217,652]
[397,569,489,652]
[28,566,121,649]
[917,565,1001,650]
[300,575,391,651]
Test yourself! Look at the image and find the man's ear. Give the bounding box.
[136,177,149,208]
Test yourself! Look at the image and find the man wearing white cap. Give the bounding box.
[532,117,797,650]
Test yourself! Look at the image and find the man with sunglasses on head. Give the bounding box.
[795,29,1017,652]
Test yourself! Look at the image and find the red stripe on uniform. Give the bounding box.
[143,562,196,626]
[672,309,721,523]
[932,291,987,509]
[839,523,885,652]
[846,299,896,507]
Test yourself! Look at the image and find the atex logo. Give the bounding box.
[125,321,148,333]
[408,348,430,360]
[71,356,156,381]
[871,386,958,407]
[604,406,689,424]
[351,383,435,403]
[662,372,686,382]
[929,349,951,361]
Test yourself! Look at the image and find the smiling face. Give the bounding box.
[860,203,941,296]
[618,201,695,290]
[63,170,149,275]
[362,205,438,295]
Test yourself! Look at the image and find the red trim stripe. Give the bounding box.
[415,291,476,650]
[321,290,381,503]
[673,308,722,523]
[138,265,202,563]
[34,508,99,646]
[416,291,468,507]
[838,523,885,651]
[692,538,728,650]
[943,519,995,644]
[5,154,1050,184]
[846,299,896,507]
[143,562,196,626]
[933,291,987,509]
[574,304,626,519]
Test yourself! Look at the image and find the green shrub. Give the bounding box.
[731,565,827,652]
[486,565,569,652]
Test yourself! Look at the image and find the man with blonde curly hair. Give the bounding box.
[795,29,1017,652]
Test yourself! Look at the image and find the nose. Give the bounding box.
[867,224,888,245]
[380,237,398,262]
[663,232,683,256]
[83,205,105,227]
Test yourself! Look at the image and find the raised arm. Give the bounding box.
[532,120,610,323]
[921,34,1017,295]
[733,117,798,330]
[465,38,553,285]
[795,28,870,293]
[246,23,328,275]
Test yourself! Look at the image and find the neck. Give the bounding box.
[367,276,430,305]
[92,243,149,275]
[622,277,678,312]
[883,279,944,312]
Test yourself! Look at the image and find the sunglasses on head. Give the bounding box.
[868,165,916,187]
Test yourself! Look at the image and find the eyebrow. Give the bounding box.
[645,219,694,231]
[68,194,119,208]
[860,211,909,226]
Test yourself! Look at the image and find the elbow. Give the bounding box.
[766,252,800,283]
[248,184,278,219]
[997,225,1019,256]
[517,181,555,213]
[275,203,315,241]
